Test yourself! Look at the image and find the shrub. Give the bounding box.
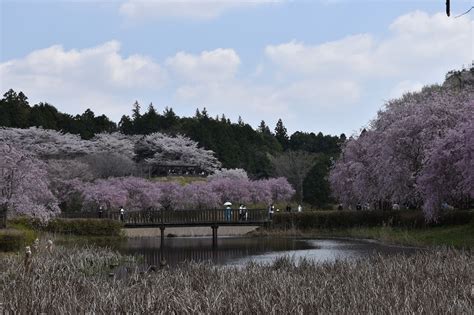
[7,217,124,237]
[0,228,37,252]
[45,218,123,236]
[8,217,45,230]
[272,210,473,230]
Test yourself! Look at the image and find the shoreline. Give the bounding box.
[246,224,474,249]
[123,226,259,238]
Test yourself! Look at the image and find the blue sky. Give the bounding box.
[1,0,472,136]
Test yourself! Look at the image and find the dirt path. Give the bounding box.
[123,226,259,237]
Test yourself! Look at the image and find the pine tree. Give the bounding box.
[201,107,209,118]
[194,108,201,119]
[274,118,289,149]
[147,103,157,115]
[258,120,271,135]
[132,101,141,120]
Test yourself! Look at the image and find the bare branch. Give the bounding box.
[455,6,473,18]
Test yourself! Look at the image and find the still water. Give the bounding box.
[117,237,419,267]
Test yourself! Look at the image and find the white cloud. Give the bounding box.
[1,11,471,134]
[170,11,472,132]
[0,40,165,90]
[265,34,375,77]
[265,11,472,80]
[0,41,165,117]
[119,0,279,20]
[166,48,240,82]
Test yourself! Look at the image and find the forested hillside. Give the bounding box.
[0,89,343,207]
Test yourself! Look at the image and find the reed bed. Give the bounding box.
[0,246,472,314]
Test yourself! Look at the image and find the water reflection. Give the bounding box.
[118,237,419,267]
[230,239,419,266]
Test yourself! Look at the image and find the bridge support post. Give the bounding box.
[211,225,218,249]
[159,226,167,267]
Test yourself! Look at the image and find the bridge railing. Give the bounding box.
[60,208,270,225]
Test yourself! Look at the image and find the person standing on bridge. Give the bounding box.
[120,207,125,222]
[224,203,232,221]
[268,204,274,220]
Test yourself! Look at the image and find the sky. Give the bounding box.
[0,0,472,136]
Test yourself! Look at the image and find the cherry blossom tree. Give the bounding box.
[113,177,161,211]
[0,127,92,157]
[330,84,473,220]
[155,182,184,210]
[136,133,221,172]
[89,132,137,159]
[0,143,60,220]
[265,177,296,204]
[418,121,474,221]
[80,179,128,211]
[80,177,162,211]
[248,180,273,205]
[209,178,252,205]
[45,159,93,212]
[181,181,221,209]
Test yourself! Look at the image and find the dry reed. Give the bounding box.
[0,245,472,314]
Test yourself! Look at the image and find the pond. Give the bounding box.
[117,237,420,267]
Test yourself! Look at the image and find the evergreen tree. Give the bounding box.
[119,115,134,134]
[141,103,160,134]
[147,103,157,115]
[0,89,30,127]
[258,120,271,135]
[274,118,289,149]
[162,107,178,130]
[201,107,209,119]
[194,108,201,119]
[132,101,141,120]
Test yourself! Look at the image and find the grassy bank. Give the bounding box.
[272,210,473,229]
[255,210,474,248]
[0,227,37,252]
[7,217,124,236]
[0,217,124,252]
[0,246,471,313]
[250,221,474,248]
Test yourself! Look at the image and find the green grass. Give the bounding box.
[325,223,474,248]
[53,234,126,249]
[0,226,38,252]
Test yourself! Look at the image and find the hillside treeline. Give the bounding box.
[0,90,344,207]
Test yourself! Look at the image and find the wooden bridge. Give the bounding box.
[61,209,271,248]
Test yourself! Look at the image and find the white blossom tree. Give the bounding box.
[136,133,221,172]
[0,143,60,220]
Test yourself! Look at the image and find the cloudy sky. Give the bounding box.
[1,0,472,136]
